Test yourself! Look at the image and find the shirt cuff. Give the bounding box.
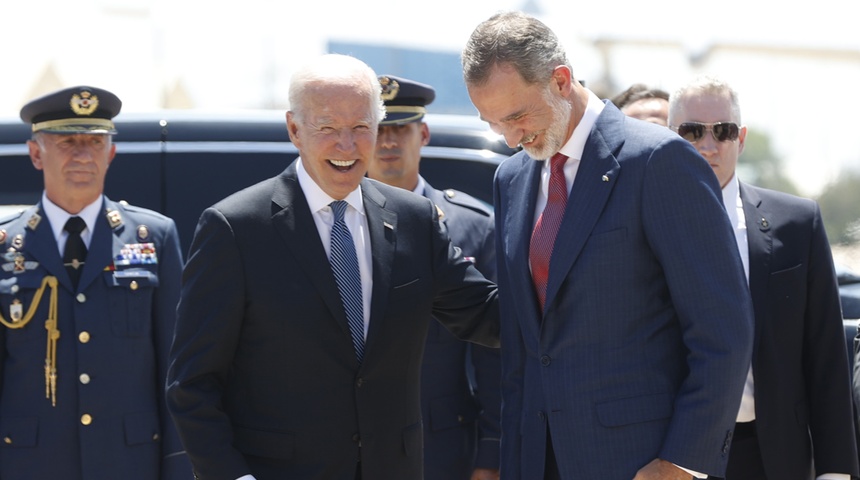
[674,463,706,479]
[816,474,850,480]
[236,476,256,480]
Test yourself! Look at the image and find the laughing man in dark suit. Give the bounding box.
[166,54,499,480]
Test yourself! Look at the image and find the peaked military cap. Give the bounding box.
[20,85,122,134]
[378,75,436,126]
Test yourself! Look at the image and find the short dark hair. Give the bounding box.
[462,11,569,88]
[611,84,669,109]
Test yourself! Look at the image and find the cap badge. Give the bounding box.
[70,91,99,116]
[380,77,400,101]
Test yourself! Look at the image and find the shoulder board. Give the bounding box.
[0,206,32,226]
[440,189,492,217]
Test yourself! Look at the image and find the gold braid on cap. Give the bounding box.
[381,106,426,124]
[32,118,115,133]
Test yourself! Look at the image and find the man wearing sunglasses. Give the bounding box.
[669,74,859,480]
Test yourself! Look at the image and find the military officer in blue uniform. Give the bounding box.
[0,86,191,479]
[368,75,501,480]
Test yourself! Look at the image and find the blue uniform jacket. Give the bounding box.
[0,197,191,480]
[422,183,501,479]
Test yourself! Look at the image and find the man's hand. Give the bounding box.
[633,459,693,480]
[471,467,500,480]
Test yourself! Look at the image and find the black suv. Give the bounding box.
[2,110,858,359]
[0,110,515,254]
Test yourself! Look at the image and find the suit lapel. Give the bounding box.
[544,108,621,310]
[271,164,352,339]
[740,182,770,351]
[362,179,395,360]
[503,155,543,339]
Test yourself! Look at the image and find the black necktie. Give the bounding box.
[63,216,88,289]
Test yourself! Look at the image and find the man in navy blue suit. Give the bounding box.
[0,86,190,479]
[368,74,501,480]
[669,74,858,480]
[462,12,755,479]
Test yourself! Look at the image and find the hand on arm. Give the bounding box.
[632,459,694,480]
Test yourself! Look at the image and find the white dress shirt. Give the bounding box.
[531,89,604,230]
[297,158,372,340]
[41,192,102,255]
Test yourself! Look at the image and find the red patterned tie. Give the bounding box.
[530,152,569,310]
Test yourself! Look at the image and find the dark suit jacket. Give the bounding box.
[494,102,755,479]
[0,198,189,480]
[739,182,859,479]
[422,184,501,479]
[166,162,499,480]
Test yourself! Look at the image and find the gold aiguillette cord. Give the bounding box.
[0,276,59,406]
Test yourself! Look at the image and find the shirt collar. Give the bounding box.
[412,176,427,196]
[721,173,741,217]
[556,89,605,161]
[41,192,103,242]
[296,158,365,216]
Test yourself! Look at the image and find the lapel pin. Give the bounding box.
[602,174,610,182]
[12,234,23,250]
[760,217,769,229]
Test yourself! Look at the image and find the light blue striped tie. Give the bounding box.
[329,200,365,363]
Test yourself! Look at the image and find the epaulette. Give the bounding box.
[0,207,29,226]
[441,189,492,217]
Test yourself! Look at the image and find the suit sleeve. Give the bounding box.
[640,139,754,474]
[803,203,859,476]
[427,198,500,348]
[166,207,252,480]
[494,168,527,478]
[152,217,194,480]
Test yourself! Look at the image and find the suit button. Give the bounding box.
[79,373,91,384]
[3,436,11,444]
[457,415,465,423]
[81,414,93,426]
[538,411,546,421]
[76,293,86,303]
[352,434,361,446]
[356,378,364,388]
[78,331,91,343]
[10,285,19,294]
[540,355,551,366]
[130,280,139,291]
[152,433,160,441]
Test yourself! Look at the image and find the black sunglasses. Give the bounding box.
[672,122,740,143]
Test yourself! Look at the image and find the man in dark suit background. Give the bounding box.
[166,54,499,480]
[462,12,755,480]
[0,86,190,479]
[669,74,858,480]
[368,74,501,480]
